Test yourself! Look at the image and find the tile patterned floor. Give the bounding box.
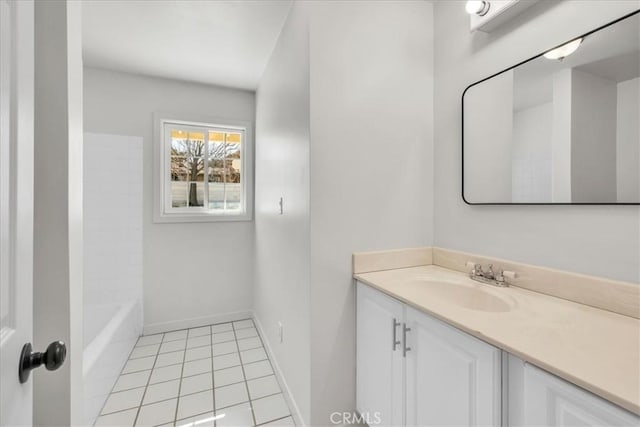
[95,319,296,427]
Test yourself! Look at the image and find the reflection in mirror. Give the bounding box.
[463,11,640,204]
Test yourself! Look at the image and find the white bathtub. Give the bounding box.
[83,300,142,426]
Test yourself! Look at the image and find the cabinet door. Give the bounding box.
[523,363,640,426]
[405,307,502,426]
[356,282,405,427]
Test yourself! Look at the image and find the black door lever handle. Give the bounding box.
[19,341,66,384]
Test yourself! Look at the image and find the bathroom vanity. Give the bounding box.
[354,251,640,426]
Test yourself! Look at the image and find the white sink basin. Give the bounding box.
[404,278,515,313]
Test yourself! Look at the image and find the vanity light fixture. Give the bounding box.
[543,38,583,61]
[465,0,490,16]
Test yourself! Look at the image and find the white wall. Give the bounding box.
[551,68,572,202]
[570,69,617,203]
[254,3,311,424]
[434,1,640,283]
[617,77,640,202]
[83,133,143,336]
[255,2,434,424]
[512,102,552,202]
[83,68,255,332]
[308,2,434,424]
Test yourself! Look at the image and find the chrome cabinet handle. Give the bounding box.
[392,318,401,350]
[402,323,411,357]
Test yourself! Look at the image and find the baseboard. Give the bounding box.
[143,310,252,335]
[252,312,306,427]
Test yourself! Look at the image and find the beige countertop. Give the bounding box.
[355,265,640,416]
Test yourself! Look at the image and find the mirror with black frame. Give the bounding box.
[463,10,640,205]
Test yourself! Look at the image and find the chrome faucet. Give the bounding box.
[465,262,516,287]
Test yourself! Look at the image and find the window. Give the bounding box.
[154,114,253,222]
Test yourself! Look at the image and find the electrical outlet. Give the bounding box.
[278,321,283,343]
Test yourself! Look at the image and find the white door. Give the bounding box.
[356,282,405,427]
[405,306,502,426]
[0,0,35,425]
[523,363,640,426]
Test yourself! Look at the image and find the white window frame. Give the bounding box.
[153,113,253,223]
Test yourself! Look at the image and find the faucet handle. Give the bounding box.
[465,261,482,276]
[496,269,517,283]
[502,270,517,280]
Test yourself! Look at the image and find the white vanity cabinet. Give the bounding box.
[508,356,640,426]
[404,306,502,426]
[356,282,405,426]
[356,282,502,426]
[357,282,640,426]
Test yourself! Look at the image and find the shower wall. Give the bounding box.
[83,132,143,425]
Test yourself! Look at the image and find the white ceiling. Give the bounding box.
[82,0,292,91]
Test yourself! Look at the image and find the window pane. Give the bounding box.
[170,129,205,207]
[225,133,242,211]
[164,124,244,216]
[208,132,226,210]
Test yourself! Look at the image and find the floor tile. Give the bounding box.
[164,330,188,342]
[180,372,213,396]
[122,356,156,374]
[213,352,241,371]
[108,320,294,427]
[183,358,212,377]
[214,382,248,409]
[160,339,186,354]
[212,331,235,344]
[112,370,151,392]
[188,326,211,338]
[135,398,177,426]
[212,340,238,357]
[252,393,290,425]
[261,416,295,426]
[143,379,180,405]
[240,347,267,365]
[237,337,262,351]
[248,375,281,400]
[185,345,212,362]
[214,365,244,388]
[129,344,160,359]
[215,402,254,427]
[211,323,233,333]
[101,387,145,415]
[233,319,254,330]
[175,411,216,427]
[136,334,164,347]
[150,364,183,384]
[243,360,274,380]
[235,328,258,339]
[177,389,214,420]
[155,350,185,368]
[186,335,211,349]
[94,408,138,426]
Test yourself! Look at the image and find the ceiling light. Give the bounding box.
[466,1,490,16]
[543,38,583,61]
